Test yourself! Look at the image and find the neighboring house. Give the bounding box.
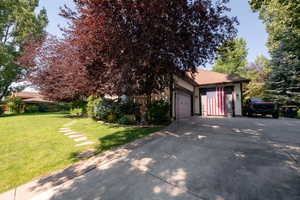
[170,70,249,119]
[11,92,53,104]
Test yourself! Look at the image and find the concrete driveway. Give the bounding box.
[2,117,300,200]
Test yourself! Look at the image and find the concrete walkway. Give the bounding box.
[1,117,300,200]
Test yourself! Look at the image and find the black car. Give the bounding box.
[244,98,279,118]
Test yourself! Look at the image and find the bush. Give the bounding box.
[35,103,71,113]
[148,100,170,124]
[53,103,71,112]
[37,104,49,112]
[7,98,24,114]
[25,105,39,113]
[50,103,71,112]
[119,100,140,115]
[87,96,102,118]
[71,99,87,111]
[70,108,85,117]
[117,116,136,125]
[297,109,300,119]
[94,98,121,120]
[70,99,87,116]
[0,106,4,116]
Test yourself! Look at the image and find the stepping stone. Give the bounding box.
[59,130,70,133]
[75,141,94,147]
[74,137,87,142]
[60,128,70,130]
[64,132,78,136]
[68,134,84,138]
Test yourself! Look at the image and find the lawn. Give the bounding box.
[0,113,162,193]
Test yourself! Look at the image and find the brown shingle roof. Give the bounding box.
[12,92,41,99]
[11,92,53,103]
[187,69,249,86]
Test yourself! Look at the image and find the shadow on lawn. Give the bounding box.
[53,114,83,119]
[68,126,163,162]
[95,126,163,153]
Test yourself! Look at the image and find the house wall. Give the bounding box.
[201,94,207,116]
[198,83,243,117]
[194,88,200,114]
[169,75,244,119]
[233,83,242,116]
[173,75,194,92]
[172,75,195,119]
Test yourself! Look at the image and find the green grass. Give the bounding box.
[0,113,162,193]
[70,118,163,153]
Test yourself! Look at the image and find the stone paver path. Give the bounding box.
[75,141,95,147]
[68,134,84,138]
[74,137,87,142]
[59,122,94,147]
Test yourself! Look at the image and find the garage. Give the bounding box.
[175,90,192,119]
[171,70,249,119]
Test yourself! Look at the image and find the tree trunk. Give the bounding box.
[0,85,9,101]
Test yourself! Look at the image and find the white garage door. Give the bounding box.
[176,91,192,119]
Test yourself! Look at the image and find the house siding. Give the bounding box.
[233,83,242,116]
[164,75,246,120]
[172,75,195,119]
[194,88,200,114]
[197,83,243,117]
[173,75,194,92]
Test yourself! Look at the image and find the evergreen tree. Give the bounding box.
[250,0,300,105]
[266,42,300,105]
[212,38,248,77]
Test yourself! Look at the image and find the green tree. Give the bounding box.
[266,44,300,105]
[250,0,300,53]
[212,38,248,77]
[250,0,300,105]
[244,55,271,99]
[0,0,48,99]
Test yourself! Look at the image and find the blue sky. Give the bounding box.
[38,0,269,65]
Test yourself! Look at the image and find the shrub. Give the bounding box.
[87,96,102,118]
[0,106,4,116]
[94,98,121,120]
[297,109,300,119]
[117,116,136,125]
[70,99,87,116]
[148,100,170,124]
[59,103,71,111]
[7,98,24,114]
[25,105,39,113]
[51,103,71,112]
[36,103,71,113]
[71,99,87,111]
[37,104,49,112]
[119,100,140,115]
[70,108,85,117]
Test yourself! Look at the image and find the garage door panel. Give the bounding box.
[176,91,192,119]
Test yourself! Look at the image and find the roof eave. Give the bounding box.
[197,79,250,87]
